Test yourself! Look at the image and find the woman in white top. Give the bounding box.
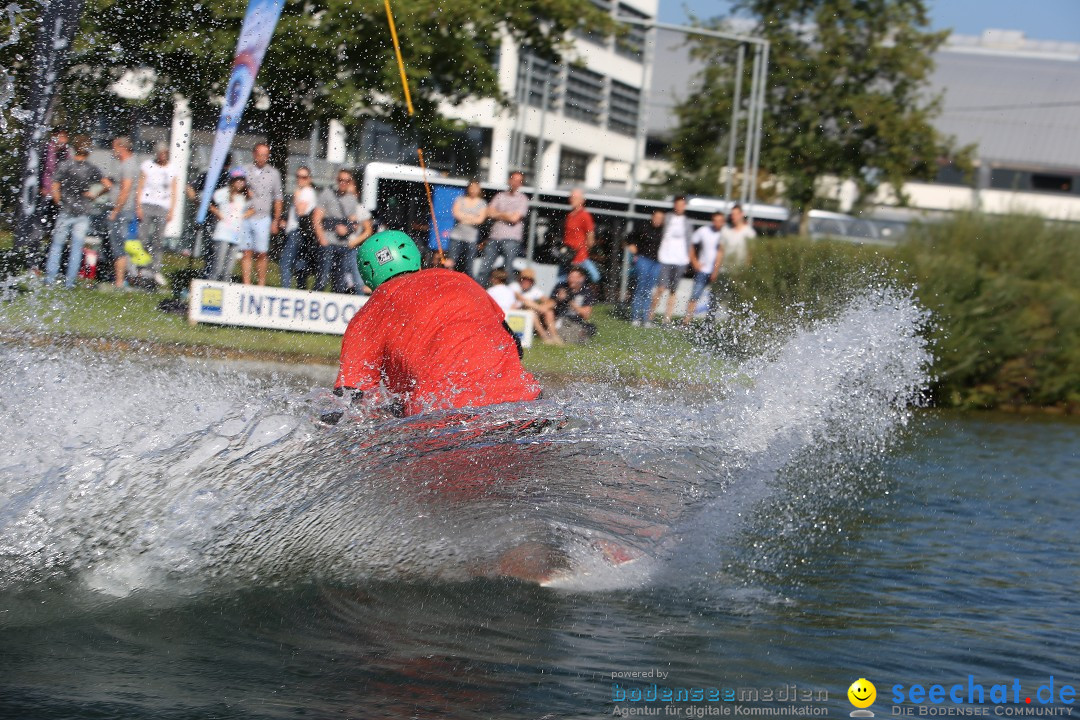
[208,169,254,281]
[134,143,178,285]
[280,166,319,289]
[448,180,487,275]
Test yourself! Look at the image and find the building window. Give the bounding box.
[564,66,605,125]
[509,132,539,176]
[932,162,972,187]
[559,149,590,186]
[608,80,641,136]
[516,55,560,110]
[575,0,613,46]
[989,168,1024,191]
[1031,173,1073,193]
[615,3,648,59]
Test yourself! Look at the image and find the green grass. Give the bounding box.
[0,275,712,383]
[0,282,344,361]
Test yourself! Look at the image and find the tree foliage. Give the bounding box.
[0,0,613,196]
[666,0,973,232]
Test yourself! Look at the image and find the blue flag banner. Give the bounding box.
[196,0,285,224]
[429,184,463,251]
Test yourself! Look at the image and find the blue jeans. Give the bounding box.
[280,230,314,289]
[559,257,602,285]
[45,212,90,288]
[689,271,711,302]
[319,245,355,294]
[477,238,521,284]
[631,256,662,322]
[448,239,478,275]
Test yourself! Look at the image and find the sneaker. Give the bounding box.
[153,272,167,286]
[643,320,654,328]
[631,319,641,327]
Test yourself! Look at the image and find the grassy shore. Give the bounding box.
[0,280,716,384]
[723,213,1080,412]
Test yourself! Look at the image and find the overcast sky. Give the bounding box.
[657,0,1080,44]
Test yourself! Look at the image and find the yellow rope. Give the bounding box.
[384,0,443,258]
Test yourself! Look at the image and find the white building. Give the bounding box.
[870,30,1080,222]
[357,0,657,192]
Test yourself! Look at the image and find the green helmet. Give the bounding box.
[356,230,421,289]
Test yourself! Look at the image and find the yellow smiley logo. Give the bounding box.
[848,678,877,709]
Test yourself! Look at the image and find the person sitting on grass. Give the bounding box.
[511,267,563,345]
[486,268,516,311]
[551,265,597,342]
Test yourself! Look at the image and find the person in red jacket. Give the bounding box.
[332,230,541,419]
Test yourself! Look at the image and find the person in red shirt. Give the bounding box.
[562,188,600,284]
[332,230,542,419]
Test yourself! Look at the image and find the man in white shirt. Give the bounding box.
[135,143,178,286]
[720,204,755,272]
[683,211,726,326]
[648,196,691,326]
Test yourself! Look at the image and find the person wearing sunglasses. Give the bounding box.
[279,167,319,289]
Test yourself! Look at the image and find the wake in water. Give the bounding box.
[0,286,931,603]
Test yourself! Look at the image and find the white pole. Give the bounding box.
[724,43,745,201]
[164,95,192,241]
[747,42,769,222]
[621,24,657,302]
[740,44,761,206]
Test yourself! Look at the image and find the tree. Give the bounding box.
[1,0,614,204]
[666,0,973,234]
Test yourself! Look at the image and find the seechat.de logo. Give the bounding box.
[849,678,877,718]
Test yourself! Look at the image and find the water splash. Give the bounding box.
[0,286,931,604]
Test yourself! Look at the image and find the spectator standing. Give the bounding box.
[241,142,284,286]
[720,205,755,270]
[551,266,597,341]
[683,211,726,326]
[104,136,137,290]
[135,143,178,286]
[648,196,692,326]
[343,174,374,290]
[477,170,528,284]
[625,209,665,327]
[208,169,253,281]
[187,152,233,277]
[511,266,563,345]
[44,136,108,288]
[313,169,372,293]
[280,166,319,289]
[562,188,600,283]
[448,180,487,275]
[715,204,756,308]
[27,129,70,269]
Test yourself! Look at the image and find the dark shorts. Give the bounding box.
[657,263,687,292]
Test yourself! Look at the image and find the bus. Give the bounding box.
[356,162,790,300]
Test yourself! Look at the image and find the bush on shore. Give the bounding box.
[722,213,1080,411]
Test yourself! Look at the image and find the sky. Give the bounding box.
[658,0,1080,44]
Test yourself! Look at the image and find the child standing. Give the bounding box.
[208,168,254,282]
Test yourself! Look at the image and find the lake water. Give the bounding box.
[1,289,1077,719]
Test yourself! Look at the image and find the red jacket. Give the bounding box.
[563,208,595,264]
[336,268,542,416]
